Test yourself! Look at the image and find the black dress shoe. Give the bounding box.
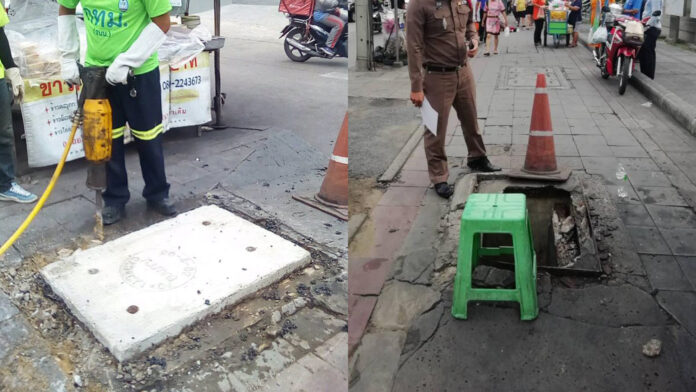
[147,198,178,217]
[102,205,125,226]
[434,182,454,199]
[467,157,502,173]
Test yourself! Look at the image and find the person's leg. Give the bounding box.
[494,34,499,53]
[452,65,488,165]
[323,14,345,49]
[423,71,457,185]
[122,68,171,206]
[485,33,491,53]
[0,78,14,193]
[103,82,130,210]
[639,27,659,79]
[534,18,543,44]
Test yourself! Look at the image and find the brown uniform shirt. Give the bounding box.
[406,0,478,92]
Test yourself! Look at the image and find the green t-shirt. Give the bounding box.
[0,6,9,79]
[57,0,172,75]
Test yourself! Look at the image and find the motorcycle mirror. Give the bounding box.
[652,10,661,16]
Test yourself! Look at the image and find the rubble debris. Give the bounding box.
[552,206,580,268]
[281,302,297,316]
[642,339,662,358]
[296,283,311,297]
[271,310,282,323]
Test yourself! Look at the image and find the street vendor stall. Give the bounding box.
[4,0,227,168]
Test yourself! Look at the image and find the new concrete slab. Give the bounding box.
[40,205,311,362]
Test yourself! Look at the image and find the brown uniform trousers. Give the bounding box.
[423,64,486,184]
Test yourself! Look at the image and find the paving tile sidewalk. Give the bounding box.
[350,23,696,391]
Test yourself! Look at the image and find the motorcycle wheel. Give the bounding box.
[618,56,630,95]
[284,27,312,63]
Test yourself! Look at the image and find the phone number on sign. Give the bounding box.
[162,76,203,90]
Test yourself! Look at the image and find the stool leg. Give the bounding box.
[452,228,476,319]
[514,219,538,320]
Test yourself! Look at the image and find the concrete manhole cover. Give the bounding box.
[498,66,570,90]
[40,205,312,362]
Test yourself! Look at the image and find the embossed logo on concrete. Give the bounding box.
[120,250,197,291]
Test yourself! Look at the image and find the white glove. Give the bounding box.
[5,67,24,102]
[57,15,81,85]
[106,23,167,85]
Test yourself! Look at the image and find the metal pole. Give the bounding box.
[212,0,227,129]
[355,0,375,71]
[393,0,400,65]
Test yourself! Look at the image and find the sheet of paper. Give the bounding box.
[421,98,439,136]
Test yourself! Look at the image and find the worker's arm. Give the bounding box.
[152,13,171,34]
[105,11,171,85]
[466,4,479,57]
[406,0,425,105]
[0,27,16,69]
[58,5,76,15]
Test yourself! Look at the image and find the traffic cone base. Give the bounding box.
[509,73,570,182]
[293,113,349,221]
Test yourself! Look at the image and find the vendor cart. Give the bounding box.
[544,8,571,48]
[174,0,227,133]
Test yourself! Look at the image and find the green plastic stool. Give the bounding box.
[451,193,539,321]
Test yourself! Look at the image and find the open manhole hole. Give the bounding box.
[473,182,601,275]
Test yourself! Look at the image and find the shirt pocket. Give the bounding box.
[431,7,455,33]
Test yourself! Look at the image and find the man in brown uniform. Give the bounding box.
[407,0,501,199]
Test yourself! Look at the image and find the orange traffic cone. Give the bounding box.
[293,113,348,220]
[509,74,570,182]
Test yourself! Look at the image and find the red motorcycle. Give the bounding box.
[593,5,645,95]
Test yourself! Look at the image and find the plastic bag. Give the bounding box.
[504,26,510,36]
[591,26,608,44]
[159,26,206,67]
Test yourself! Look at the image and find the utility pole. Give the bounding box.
[355,0,375,71]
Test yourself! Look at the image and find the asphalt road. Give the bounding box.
[196,4,347,156]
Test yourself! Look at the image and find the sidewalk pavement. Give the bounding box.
[349,22,696,391]
[577,23,696,135]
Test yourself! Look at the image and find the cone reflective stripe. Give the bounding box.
[317,114,349,207]
[509,74,570,182]
[292,114,348,220]
[523,74,559,174]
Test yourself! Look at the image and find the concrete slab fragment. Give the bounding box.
[41,205,311,362]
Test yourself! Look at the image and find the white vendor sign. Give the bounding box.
[22,52,211,167]
[21,79,85,168]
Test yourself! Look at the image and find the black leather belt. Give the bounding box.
[424,64,465,73]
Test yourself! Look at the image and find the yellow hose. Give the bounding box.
[0,114,81,258]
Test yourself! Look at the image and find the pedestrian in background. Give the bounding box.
[566,0,581,47]
[484,0,507,55]
[478,0,489,43]
[639,0,661,79]
[0,5,38,204]
[406,0,501,198]
[525,0,534,28]
[532,0,546,46]
[514,0,527,29]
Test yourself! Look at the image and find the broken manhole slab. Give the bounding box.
[40,205,311,362]
[455,173,604,274]
[497,66,571,90]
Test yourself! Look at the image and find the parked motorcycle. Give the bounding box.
[279,6,348,62]
[593,4,656,95]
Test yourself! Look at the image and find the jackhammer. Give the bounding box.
[0,66,112,257]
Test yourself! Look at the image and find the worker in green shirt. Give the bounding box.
[58,0,177,224]
[0,4,38,204]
